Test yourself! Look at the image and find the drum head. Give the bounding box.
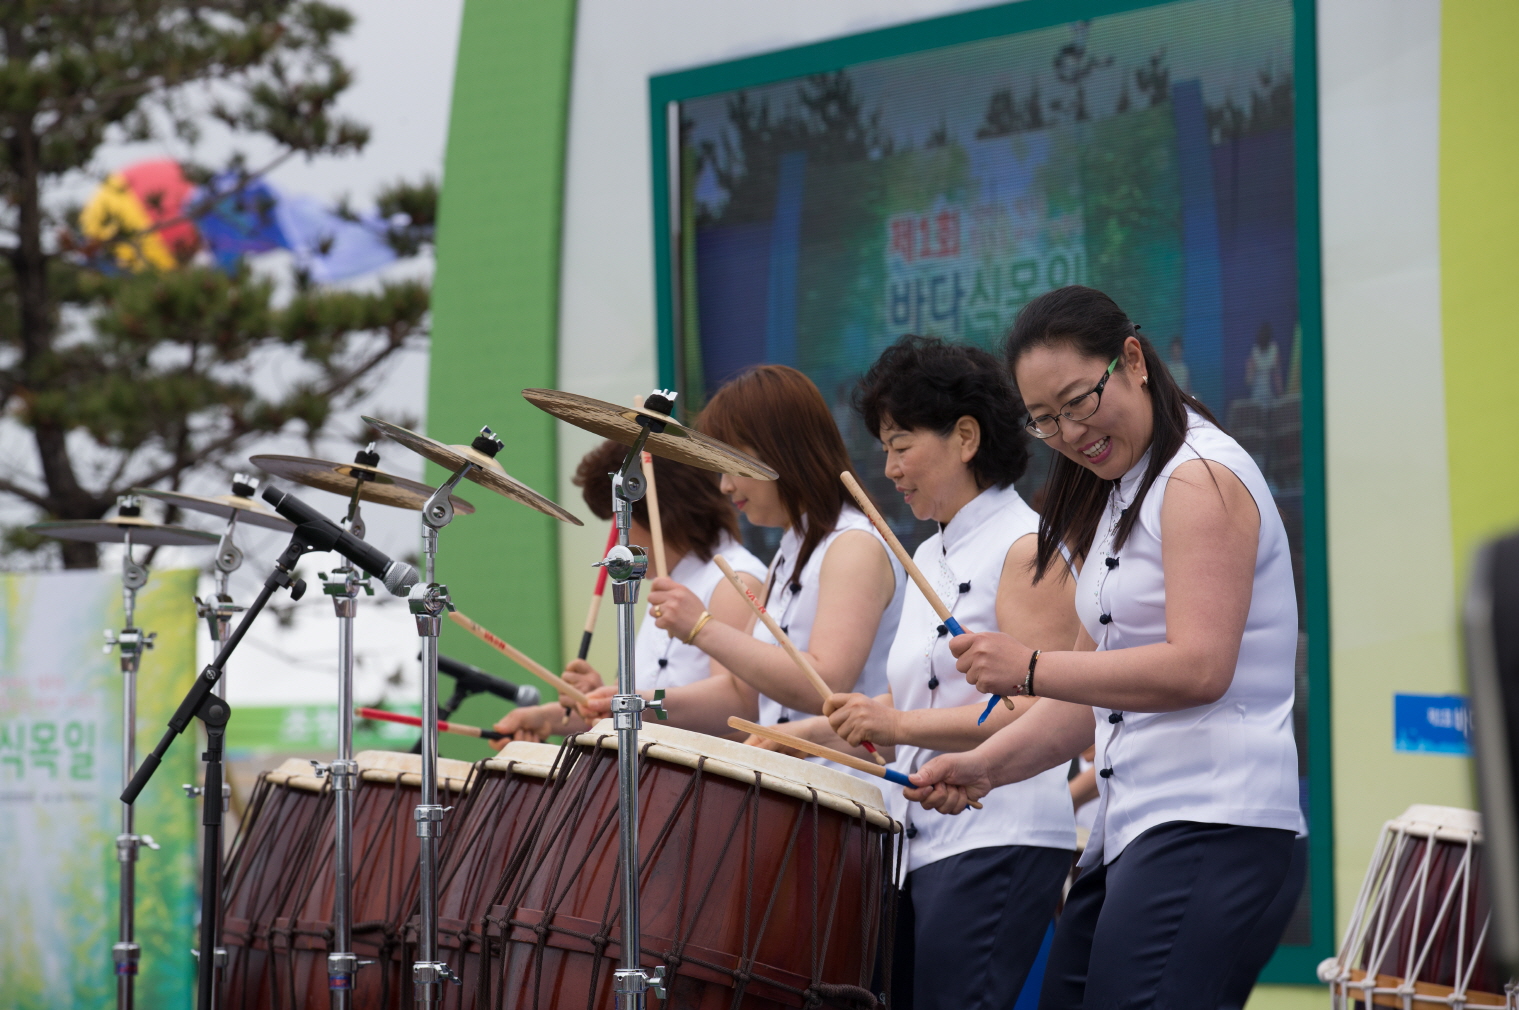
[571,719,893,830]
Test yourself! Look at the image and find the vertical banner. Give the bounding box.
[0,568,198,1008]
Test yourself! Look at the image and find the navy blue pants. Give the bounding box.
[1216,833,1309,1008]
[899,844,1071,1010]
[1038,821,1295,1010]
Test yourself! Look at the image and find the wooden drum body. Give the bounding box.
[421,742,563,1002]
[221,750,472,1010]
[1320,804,1516,1008]
[475,722,900,1010]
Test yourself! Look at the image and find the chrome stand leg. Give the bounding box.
[324,560,369,1005]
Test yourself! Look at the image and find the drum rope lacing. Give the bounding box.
[457,736,895,1010]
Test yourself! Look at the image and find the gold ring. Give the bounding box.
[652,606,664,618]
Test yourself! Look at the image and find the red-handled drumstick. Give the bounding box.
[713,554,887,765]
[449,610,591,709]
[579,523,620,660]
[358,707,505,741]
[840,473,998,723]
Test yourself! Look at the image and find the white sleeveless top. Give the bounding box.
[635,532,767,692]
[755,505,906,730]
[887,484,1076,872]
[1075,411,1304,868]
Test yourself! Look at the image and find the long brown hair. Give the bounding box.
[697,365,860,589]
[1005,286,1218,581]
[574,440,739,563]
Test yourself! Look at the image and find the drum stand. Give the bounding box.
[106,497,160,1010]
[408,428,503,1006]
[320,454,377,1004]
[603,420,670,1010]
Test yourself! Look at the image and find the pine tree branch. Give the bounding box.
[0,477,52,512]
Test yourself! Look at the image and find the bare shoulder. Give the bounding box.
[1164,458,1259,529]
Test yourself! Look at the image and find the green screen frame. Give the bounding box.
[648,0,1331,984]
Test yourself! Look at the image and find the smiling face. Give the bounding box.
[720,455,789,528]
[879,416,984,524]
[1014,335,1154,481]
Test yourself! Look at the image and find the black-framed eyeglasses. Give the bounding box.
[1025,358,1120,439]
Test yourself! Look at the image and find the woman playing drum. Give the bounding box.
[908,286,1303,1010]
[776,336,1081,1010]
[490,440,766,743]
[589,365,906,747]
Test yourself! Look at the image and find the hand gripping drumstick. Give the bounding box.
[641,451,668,579]
[713,554,887,765]
[359,706,506,741]
[579,523,620,659]
[839,472,1001,724]
[449,610,591,709]
[729,717,982,808]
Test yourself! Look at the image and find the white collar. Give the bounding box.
[940,483,1022,553]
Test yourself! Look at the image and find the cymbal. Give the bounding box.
[250,455,476,515]
[359,416,583,526]
[521,389,778,480]
[28,517,221,547]
[131,488,295,532]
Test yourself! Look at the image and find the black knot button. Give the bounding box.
[936,624,948,637]
[958,581,971,594]
[927,675,939,690]
[776,716,790,724]
[1105,557,1120,569]
[657,658,668,669]
[1108,711,1123,723]
[1099,768,1114,779]
[1099,614,1112,625]
[905,824,918,839]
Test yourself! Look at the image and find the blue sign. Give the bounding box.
[1393,693,1472,756]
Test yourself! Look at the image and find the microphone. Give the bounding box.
[260,486,420,597]
[438,654,541,707]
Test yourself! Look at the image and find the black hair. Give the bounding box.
[852,334,1031,490]
[1004,286,1217,580]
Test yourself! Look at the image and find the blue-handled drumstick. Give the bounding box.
[839,474,1006,723]
[729,716,983,809]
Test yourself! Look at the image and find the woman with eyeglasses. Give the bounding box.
[907,286,1303,1010]
[771,335,1080,1010]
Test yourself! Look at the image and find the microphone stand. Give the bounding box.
[122,528,318,1010]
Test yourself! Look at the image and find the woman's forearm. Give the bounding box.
[895,696,1032,752]
[981,698,1094,787]
[1029,640,1238,712]
[691,619,843,713]
[658,671,758,736]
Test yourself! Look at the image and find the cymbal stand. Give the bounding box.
[602,393,676,1010]
[106,495,159,1010]
[188,475,257,1002]
[320,446,377,1004]
[409,428,500,1006]
[122,526,315,1010]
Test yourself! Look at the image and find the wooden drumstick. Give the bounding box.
[729,717,982,808]
[839,472,1001,724]
[579,523,620,659]
[713,554,886,765]
[641,451,668,579]
[359,706,506,741]
[448,610,591,708]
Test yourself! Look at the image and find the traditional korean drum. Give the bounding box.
[469,722,900,1010]
[412,741,564,1003]
[220,750,472,1010]
[1319,804,1516,1008]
